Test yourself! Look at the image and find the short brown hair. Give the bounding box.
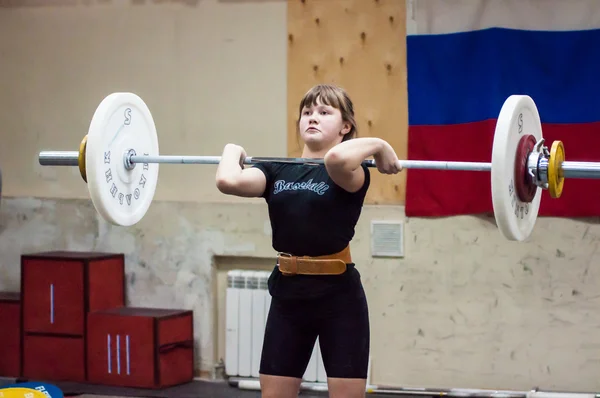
[296,84,358,142]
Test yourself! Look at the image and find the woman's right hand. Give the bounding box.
[222,143,247,168]
[216,143,266,197]
[373,140,403,174]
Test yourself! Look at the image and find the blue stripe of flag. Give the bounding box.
[407,27,600,125]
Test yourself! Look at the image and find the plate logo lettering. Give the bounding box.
[124,108,132,125]
[110,183,118,197]
[508,172,529,219]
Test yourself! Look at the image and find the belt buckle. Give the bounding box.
[276,252,292,267]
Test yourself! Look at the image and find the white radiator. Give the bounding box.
[225,270,327,382]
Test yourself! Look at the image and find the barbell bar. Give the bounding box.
[39,151,494,171]
[38,151,600,178]
[35,92,600,241]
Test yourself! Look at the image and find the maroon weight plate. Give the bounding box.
[514,134,537,203]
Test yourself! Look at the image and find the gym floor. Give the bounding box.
[1,377,414,398]
[1,377,320,398]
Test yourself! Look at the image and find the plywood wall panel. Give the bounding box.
[287,0,408,204]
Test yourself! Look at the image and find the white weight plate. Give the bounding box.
[86,92,159,226]
[491,95,542,241]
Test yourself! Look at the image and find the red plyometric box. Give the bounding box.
[21,251,125,336]
[22,334,85,382]
[0,292,21,377]
[87,307,194,388]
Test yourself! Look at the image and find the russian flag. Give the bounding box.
[405,0,600,217]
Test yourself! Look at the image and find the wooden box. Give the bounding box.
[22,334,85,382]
[87,307,194,388]
[0,292,21,377]
[21,251,125,335]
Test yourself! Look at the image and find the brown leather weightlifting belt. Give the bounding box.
[277,246,351,276]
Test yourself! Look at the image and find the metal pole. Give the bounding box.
[38,151,80,166]
[561,161,600,179]
[40,151,494,172]
[37,150,600,178]
[127,155,494,172]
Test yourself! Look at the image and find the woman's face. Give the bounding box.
[298,97,350,151]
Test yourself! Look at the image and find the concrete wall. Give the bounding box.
[1,0,600,393]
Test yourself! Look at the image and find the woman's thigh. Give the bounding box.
[259,296,319,379]
[317,279,370,379]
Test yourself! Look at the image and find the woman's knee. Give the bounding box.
[327,377,367,398]
[259,374,303,398]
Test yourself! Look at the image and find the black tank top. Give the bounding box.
[253,162,370,299]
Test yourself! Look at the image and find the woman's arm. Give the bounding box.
[324,137,401,192]
[215,144,267,197]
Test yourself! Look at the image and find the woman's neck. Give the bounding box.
[301,143,338,159]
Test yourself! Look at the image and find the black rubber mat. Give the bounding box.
[53,379,273,398]
[3,379,262,398]
[1,378,405,397]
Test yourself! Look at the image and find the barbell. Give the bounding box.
[37,92,600,241]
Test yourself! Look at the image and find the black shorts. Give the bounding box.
[259,271,370,379]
